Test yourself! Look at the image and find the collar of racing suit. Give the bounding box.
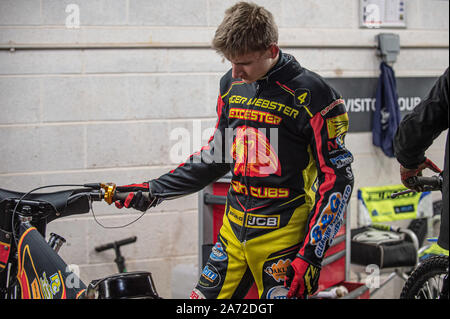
[256,50,302,87]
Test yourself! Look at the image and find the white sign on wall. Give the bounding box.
[360,0,406,28]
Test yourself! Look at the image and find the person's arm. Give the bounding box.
[286,94,354,298]
[394,68,449,190]
[115,79,232,211]
[394,68,449,168]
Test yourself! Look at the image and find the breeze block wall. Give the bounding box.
[0,0,448,298]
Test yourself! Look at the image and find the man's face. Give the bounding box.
[227,46,279,84]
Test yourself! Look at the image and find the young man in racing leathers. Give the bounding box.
[115,2,354,299]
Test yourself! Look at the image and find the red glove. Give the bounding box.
[400,158,442,191]
[284,256,321,299]
[114,183,155,212]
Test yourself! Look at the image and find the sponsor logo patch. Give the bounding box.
[264,259,291,283]
[310,185,352,258]
[209,242,227,262]
[199,263,221,289]
[190,288,206,299]
[326,113,349,139]
[330,151,353,169]
[320,99,345,116]
[266,285,290,299]
[227,207,280,229]
[327,134,346,154]
[231,126,281,177]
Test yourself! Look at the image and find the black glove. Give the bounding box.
[400,158,442,191]
[114,182,155,212]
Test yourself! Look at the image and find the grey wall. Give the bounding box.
[0,0,448,298]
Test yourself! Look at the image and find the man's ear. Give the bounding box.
[269,44,280,59]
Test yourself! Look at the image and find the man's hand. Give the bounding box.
[284,256,321,299]
[400,158,442,191]
[114,183,154,212]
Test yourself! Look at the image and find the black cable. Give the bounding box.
[89,196,156,229]
[10,184,86,246]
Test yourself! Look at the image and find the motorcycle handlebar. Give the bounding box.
[95,183,150,205]
[412,176,442,189]
[94,236,137,252]
[391,175,442,198]
[1,183,150,219]
[111,191,150,202]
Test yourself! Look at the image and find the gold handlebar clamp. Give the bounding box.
[100,183,116,205]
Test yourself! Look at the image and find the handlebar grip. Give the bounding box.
[413,176,442,188]
[112,191,150,202]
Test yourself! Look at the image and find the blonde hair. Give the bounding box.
[212,2,278,59]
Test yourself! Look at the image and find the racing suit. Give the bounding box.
[149,52,354,298]
[394,67,449,250]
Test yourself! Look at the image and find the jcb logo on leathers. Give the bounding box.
[246,215,279,229]
[227,207,280,229]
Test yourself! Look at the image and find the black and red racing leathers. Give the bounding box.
[148,52,354,298]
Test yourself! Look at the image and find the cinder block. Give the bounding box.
[0,77,41,124]
[0,125,85,173]
[41,0,127,26]
[395,49,450,75]
[127,75,215,120]
[86,121,171,168]
[41,74,219,122]
[129,0,207,26]
[166,49,227,73]
[351,152,401,191]
[145,27,214,45]
[41,76,130,122]
[83,49,169,74]
[0,174,44,192]
[168,211,199,256]
[282,0,356,28]
[0,0,41,25]
[0,26,215,46]
[406,0,449,30]
[288,48,378,75]
[0,50,83,75]
[86,210,198,261]
[0,27,78,44]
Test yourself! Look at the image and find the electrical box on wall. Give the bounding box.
[376,33,400,63]
[360,0,406,28]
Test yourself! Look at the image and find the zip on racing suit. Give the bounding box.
[148,52,354,299]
